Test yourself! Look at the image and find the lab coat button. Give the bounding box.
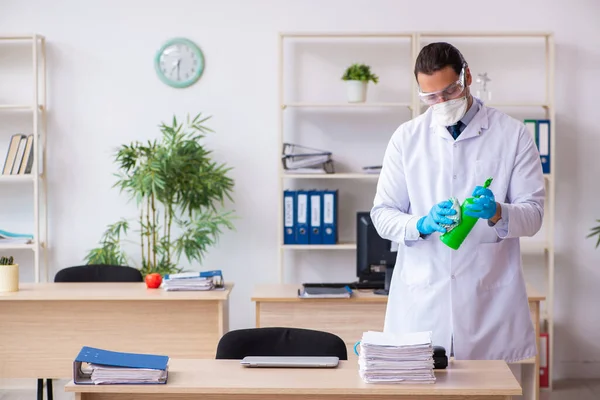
[451,275,455,280]
[453,175,457,179]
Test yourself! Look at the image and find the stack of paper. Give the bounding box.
[162,270,223,291]
[358,331,435,384]
[88,364,168,385]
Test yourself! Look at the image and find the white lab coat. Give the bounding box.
[371,97,544,362]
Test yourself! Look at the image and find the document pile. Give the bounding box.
[357,330,435,384]
[162,269,224,291]
[282,142,334,174]
[0,229,33,245]
[73,346,168,385]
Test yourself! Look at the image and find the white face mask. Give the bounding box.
[431,96,468,126]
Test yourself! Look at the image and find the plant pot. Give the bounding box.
[346,80,368,103]
[0,264,19,292]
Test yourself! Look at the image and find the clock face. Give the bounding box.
[155,38,204,88]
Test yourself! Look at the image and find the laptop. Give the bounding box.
[240,356,339,368]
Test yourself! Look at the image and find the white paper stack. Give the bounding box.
[358,331,435,384]
[88,364,168,384]
[162,272,215,291]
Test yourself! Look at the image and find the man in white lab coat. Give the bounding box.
[370,42,545,362]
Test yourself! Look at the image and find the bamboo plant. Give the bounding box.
[588,220,600,248]
[84,113,235,276]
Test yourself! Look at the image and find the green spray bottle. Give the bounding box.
[440,177,493,250]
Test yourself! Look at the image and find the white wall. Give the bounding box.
[1,0,600,380]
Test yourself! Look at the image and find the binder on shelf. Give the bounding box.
[309,190,323,244]
[282,142,334,173]
[283,190,296,244]
[322,189,338,245]
[523,119,538,147]
[523,119,551,175]
[537,119,551,174]
[73,346,169,385]
[540,332,549,387]
[296,189,310,244]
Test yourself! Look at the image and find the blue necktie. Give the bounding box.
[449,122,462,140]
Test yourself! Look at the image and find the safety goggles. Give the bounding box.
[418,67,466,106]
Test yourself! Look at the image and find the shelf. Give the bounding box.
[0,174,35,183]
[282,173,379,180]
[282,242,357,250]
[283,102,412,109]
[0,242,40,251]
[419,31,552,38]
[0,105,44,111]
[0,34,45,41]
[486,103,550,109]
[282,241,547,253]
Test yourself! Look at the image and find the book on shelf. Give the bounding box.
[2,134,34,176]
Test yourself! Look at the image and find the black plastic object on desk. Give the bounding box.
[433,346,448,369]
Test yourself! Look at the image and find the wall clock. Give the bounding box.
[155,38,205,88]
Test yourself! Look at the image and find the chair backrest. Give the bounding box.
[215,327,348,360]
[54,265,143,282]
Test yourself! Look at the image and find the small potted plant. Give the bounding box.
[0,256,19,292]
[341,63,379,103]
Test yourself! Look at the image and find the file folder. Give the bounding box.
[309,190,323,244]
[537,119,551,174]
[523,119,538,148]
[283,190,296,244]
[322,189,338,245]
[296,190,310,244]
[73,346,169,385]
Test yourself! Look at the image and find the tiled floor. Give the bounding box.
[1,379,599,400]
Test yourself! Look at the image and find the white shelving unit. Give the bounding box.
[277,31,555,394]
[0,34,48,283]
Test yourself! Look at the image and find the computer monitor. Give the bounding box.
[356,212,398,289]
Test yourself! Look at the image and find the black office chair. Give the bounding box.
[54,264,143,282]
[39,264,143,400]
[215,327,348,360]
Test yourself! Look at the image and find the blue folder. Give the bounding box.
[73,346,169,385]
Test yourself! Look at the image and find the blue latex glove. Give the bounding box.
[417,200,457,235]
[464,186,497,219]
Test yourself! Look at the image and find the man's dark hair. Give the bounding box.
[414,42,466,80]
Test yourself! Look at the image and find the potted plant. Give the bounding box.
[341,63,379,103]
[588,219,600,248]
[84,113,236,286]
[0,256,19,292]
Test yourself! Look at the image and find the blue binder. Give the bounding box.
[283,190,296,244]
[73,346,169,384]
[309,190,323,244]
[322,189,338,245]
[296,190,310,244]
[537,119,551,174]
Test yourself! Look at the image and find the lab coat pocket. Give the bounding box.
[474,242,517,291]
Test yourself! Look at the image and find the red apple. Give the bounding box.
[145,273,162,289]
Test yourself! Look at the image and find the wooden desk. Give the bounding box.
[0,282,232,379]
[252,284,544,400]
[64,359,521,399]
